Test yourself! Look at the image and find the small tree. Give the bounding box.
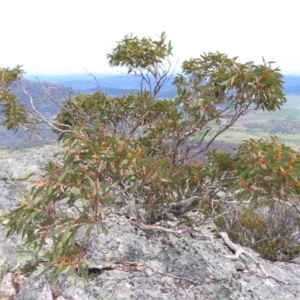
[2,32,297,283]
[107,31,173,98]
[0,66,35,131]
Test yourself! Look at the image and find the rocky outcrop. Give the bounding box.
[0,146,300,299]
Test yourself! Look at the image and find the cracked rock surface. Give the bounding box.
[0,145,300,299]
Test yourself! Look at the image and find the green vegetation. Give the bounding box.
[1,32,300,284]
[215,95,300,148]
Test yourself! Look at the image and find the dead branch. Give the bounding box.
[130,220,192,235]
[220,232,295,285]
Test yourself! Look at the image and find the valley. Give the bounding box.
[215,95,300,150]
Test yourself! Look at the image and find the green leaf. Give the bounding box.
[61,226,72,243]
[79,264,89,283]
[237,190,249,203]
[48,228,64,238]
[38,264,54,278]
[16,172,36,181]
[58,172,68,182]
[102,196,116,203]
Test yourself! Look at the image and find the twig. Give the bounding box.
[130,221,192,234]
[84,69,105,94]
[220,232,295,285]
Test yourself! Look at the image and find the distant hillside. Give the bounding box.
[87,86,177,98]
[12,79,72,117]
[0,79,70,149]
[25,73,300,96]
[25,74,176,92]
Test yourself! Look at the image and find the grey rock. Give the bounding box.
[216,191,226,198]
[0,160,13,182]
[16,275,53,300]
[79,220,300,300]
[0,272,16,298]
[235,261,246,271]
[1,145,300,299]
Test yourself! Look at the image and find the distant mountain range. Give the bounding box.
[24,73,300,96]
[24,74,176,98]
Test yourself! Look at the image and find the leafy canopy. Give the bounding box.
[107,32,173,98]
[0,66,36,131]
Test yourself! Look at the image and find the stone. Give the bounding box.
[16,275,53,300]
[1,145,300,299]
[0,273,16,299]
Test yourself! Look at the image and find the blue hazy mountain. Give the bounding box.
[24,73,300,96]
[24,74,176,92]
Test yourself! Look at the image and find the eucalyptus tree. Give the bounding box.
[2,32,295,283]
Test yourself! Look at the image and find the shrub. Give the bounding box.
[2,32,298,283]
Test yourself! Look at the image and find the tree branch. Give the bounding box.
[220,232,294,285]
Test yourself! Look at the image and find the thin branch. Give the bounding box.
[220,232,295,285]
[84,69,105,94]
[131,221,192,234]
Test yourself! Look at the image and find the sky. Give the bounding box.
[1,0,299,75]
